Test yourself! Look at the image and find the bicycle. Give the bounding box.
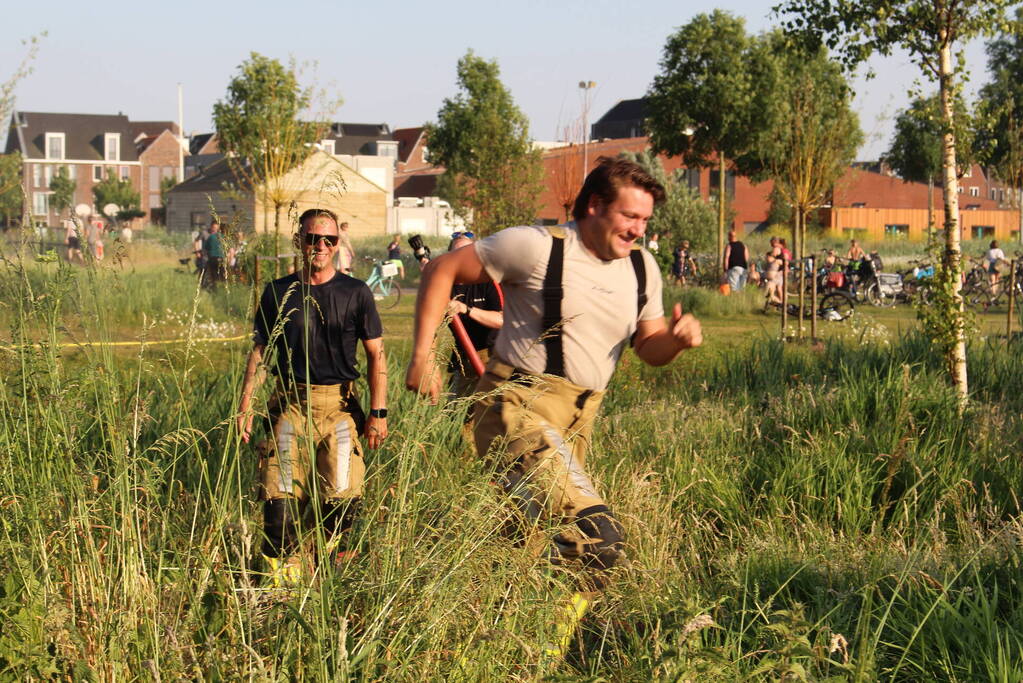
[968,257,1023,310]
[899,260,934,304]
[766,288,855,321]
[363,258,402,309]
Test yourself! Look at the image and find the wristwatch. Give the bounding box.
[370,408,388,419]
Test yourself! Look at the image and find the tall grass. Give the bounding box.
[1,249,1022,679]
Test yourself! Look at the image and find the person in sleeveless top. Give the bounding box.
[723,230,750,291]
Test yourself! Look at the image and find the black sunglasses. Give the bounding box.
[303,233,339,247]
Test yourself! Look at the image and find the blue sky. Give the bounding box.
[3,0,991,159]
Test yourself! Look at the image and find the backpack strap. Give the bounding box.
[629,247,647,346]
[542,228,566,376]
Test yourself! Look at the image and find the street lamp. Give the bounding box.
[579,81,596,184]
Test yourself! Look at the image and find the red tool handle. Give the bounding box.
[450,314,485,376]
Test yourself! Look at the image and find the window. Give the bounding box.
[149,192,161,208]
[991,189,997,200]
[962,166,972,178]
[709,170,736,198]
[93,165,104,182]
[190,212,206,227]
[66,164,76,180]
[104,133,120,161]
[376,140,398,158]
[969,186,979,197]
[320,139,335,154]
[32,164,41,187]
[149,166,160,189]
[32,192,50,215]
[1012,230,1020,240]
[684,167,701,192]
[884,224,910,240]
[971,225,995,239]
[43,165,53,187]
[957,186,963,193]
[119,166,130,180]
[45,133,65,160]
[851,202,867,208]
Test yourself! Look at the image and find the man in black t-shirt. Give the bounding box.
[237,208,388,585]
[445,235,503,397]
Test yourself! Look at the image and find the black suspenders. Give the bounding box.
[542,234,567,376]
[541,229,647,377]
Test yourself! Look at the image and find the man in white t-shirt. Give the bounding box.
[405,157,702,655]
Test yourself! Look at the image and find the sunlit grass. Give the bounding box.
[0,242,1021,679]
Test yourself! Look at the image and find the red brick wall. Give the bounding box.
[139,130,182,216]
[833,165,1002,211]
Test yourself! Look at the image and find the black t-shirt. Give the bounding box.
[726,241,748,269]
[448,282,501,369]
[253,272,383,385]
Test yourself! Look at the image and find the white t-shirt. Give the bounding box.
[986,248,1005,265]
[475,223,664,391]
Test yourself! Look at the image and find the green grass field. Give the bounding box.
[1,233,1022,680]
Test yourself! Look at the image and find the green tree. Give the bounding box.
[0,152,22,225]
[0,35,42,227]
[774,0,1016,405]
[619,150,717,267]
[747,35,862,334]
[646,11,764,274]
[975,10,1023,225]
[426,50,543,236]
[884,93,975,239]
[92,171,142,223]
[48,166,76,219]
[159,175,177,206]
[213,53,328,247]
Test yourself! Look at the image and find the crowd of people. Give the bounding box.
[191,219,247,289]
[62,215,133,264]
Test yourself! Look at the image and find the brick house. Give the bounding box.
[537,137,774,233]
[131,121,184,221]
[5,111,143,225]
[165,149,390,238]
[826,163,1020,241]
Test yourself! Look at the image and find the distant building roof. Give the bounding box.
[169,157,246,194]
[393,126,424,164]
[130,121,179,142]
[394,170,441,198]
[591,98,648,140]
[5,111,140,161]
[322,122,394,156]
[189,132,217,155]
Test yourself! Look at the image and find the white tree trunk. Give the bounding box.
[718,155,726,279]
[939,38,969,405]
